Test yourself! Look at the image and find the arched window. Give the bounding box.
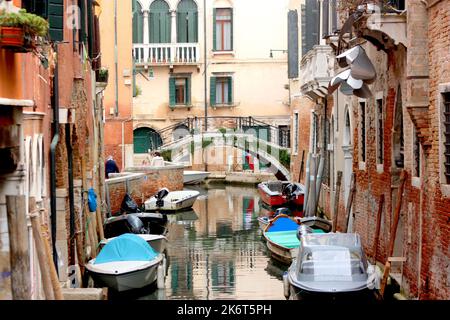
[132,0,144,43]
[393,86,404,168]
[343,107,351,146]
[133,127,163,153]
[150,0,171,43]
[177,0,198,43]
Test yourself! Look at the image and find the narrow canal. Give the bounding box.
[112,184,288,300]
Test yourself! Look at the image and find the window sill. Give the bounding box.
[376,164,384,174]
[170,105,193,110]
[212,50,235,56]
[441,184,450,198]
[412,177,421,189]
[211,103,238,109]
[359,161,366,171]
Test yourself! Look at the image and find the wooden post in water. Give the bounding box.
[380,170,406,296]
[29,198,55,300]
[345,173,356,233]
[372,194,385,264]
[6,195,31,300]
[332,171,342,232]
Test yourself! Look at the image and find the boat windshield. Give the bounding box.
[299,247,365,281]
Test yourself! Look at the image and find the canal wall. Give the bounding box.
[106,163,184,215]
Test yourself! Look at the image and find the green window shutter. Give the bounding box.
[79,0,86,44]
[186,77,191,105]
[150,0,170,43]
[177,12,187,42]
[87,0,94,59]
[230,8,233,51]
[210,76,216,106]
[48,0,64,41]
[227,77,233,104]
[133,0,143,43]
[169,78,176,106]
[212,8,217,51]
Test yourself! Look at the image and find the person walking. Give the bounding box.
[150,151,165,167]
[105,155,120,178]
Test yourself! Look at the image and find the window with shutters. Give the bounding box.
[293,112,299,154]
[169,75,191,106]
[359,101,367,163]
[150,0,171,44]
[301,0,319,57]
[211,76,233,106]
[133,0,144,44]
[214,8,233,51]
[376,97,384,165]
[177,0,198,43]
[22,0,64,41]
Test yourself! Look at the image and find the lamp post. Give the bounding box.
[269,49,288,58]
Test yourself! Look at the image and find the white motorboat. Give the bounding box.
[144,188,200,212]
[86,234,166,292]
[183,171,210,184]
[98,234,168,254]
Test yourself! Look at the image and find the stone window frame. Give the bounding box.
[438,83,450,197]
[375,91,384,173]
[358,98,367,171]
[411,126,422,189]
[293,110,299,155]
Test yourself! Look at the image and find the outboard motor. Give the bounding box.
[283,183,300,201]
[126,215,146,234]
[120,193,141,213]
[274,207,292,217]
[296,224,314,240]
[155,188,170,208]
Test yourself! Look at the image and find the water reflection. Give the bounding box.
[122,185,286,300]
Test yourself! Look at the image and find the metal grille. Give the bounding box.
[413,129,420,177]
[444,93,450,183]
[377,99,383,164]
[360,102,366,162]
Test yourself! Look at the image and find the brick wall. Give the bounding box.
[106,165,184,215]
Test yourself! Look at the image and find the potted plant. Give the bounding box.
[96,67,109,83]
[0,9,49,51]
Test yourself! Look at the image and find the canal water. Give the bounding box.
[113,184,288,300]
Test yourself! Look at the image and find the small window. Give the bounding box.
[214,8,233,51]
[210,76,233,106]
[293,113,299,154]
[359,101,366,163]
[376,98,384,164]
[443,93,450,183]
[413,128,421,178]
[169,76,191,106]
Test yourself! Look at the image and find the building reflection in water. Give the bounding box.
[163,185,284,300]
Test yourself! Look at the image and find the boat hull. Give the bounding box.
[258,182,305,207]
[144,191,200,212]
[287,284,377,301]
[183,171,210,184]
[265,238,297,265]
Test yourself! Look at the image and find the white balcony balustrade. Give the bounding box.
[133,43,201,66]
[300,45,334,99]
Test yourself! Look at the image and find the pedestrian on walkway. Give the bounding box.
[105,155,120,178]
[150,151,165,167]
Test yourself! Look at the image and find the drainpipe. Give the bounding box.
[114,0,119,116]
[66,123,75,264]
[50,47,60,271]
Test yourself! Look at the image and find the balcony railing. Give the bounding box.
[133,43,201,66]
[300,45,334,98]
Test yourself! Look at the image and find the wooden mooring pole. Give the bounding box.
[29,198,55,300]
[345,173,356,233]
[332,171,342,232]
[372,194,385,264]
[380,170,407,296]
[6,195,31,300]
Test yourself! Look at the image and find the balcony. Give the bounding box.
[300,45,334,100]
[133,43,201,67]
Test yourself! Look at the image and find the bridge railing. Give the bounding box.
[156,116,290,149]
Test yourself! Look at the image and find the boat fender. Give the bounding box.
[157,263,165,289]
[283,272,290,299]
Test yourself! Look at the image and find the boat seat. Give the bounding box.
[266,229,325,249]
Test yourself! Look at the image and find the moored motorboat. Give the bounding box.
[258,207,297,231]
[183,170,210,184]
[99,234,168,254]
[103,212,168,238]
[258,181,305,208]
[86,233,166,292]
[144,188,200,212]
[283,233,379,301]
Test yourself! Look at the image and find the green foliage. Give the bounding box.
[134,84,142,97]
[160,150,172,162]
[97,67,109,83]
[190,139,213,154]
[0,9,49,37]
[218,127,227,135]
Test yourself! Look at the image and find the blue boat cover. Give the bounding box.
[267,216,299,232]
[94,233,158,264]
